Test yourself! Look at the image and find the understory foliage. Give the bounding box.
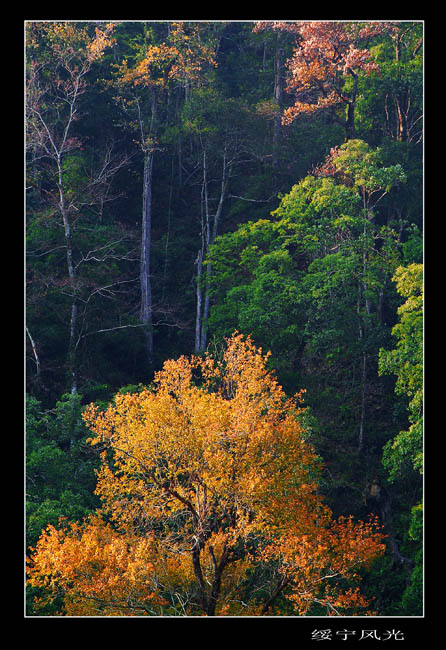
[27,334,385,616]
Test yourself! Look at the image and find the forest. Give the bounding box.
[25,20,423,617]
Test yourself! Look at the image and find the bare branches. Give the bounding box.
[74,238,138,270]
[26,327,41,376]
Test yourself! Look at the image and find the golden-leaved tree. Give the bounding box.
[27,334,385,616]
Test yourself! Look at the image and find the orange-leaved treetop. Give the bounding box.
[254,21,397,140]
[27,333,385,616]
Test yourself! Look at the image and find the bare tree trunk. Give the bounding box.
[273,32,284,171]
[195,248,203,353]
[26,327,41,377]
[206,544,230,616]
[57,157,79,395]
[345,72,358,141]
[138,89,158,369]
[195,145,230,353]
[358,350,367,455]
[140,148,154,367]
[194,149,209,354]
[357,281,367,455]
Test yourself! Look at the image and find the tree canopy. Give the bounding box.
[27,334,385,616]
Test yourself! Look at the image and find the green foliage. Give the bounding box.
[209,140,404,402]
[379,264,423,480]
[402,226,423,264]
[377,264,423,615]
[401,501,423,614]
[401,547,423,615]
[332,139,406,199]
[356,23,423,145]
[26,394,100,550]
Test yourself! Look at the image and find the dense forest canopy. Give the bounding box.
[25,20,423,617]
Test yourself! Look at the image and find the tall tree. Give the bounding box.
[112,22,216,367]
[379,263,423,481]
[255,21,395,140]
[378,263,423,613]
[28,334,385,616]
[26,22,120,394]
[181,90,249,353]
[319,139,406,453]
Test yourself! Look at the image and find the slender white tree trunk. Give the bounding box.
[57,157,79,394]
[273,31,284,171]
[195,248,203,353]
[140,149,154,367]
[195,145,230,353]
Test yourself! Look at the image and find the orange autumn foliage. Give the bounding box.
[255,21,396,127]
[27,21,116,68]
[27,514,166,616]
[117,22,216,91]
[27,334,385,616]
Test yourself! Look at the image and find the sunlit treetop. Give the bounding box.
[254,21,397,125]
[28,334,385,616]
[117,21,217,90]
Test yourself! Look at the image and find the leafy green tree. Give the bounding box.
[26,393,100,550]
[320,140,406,452]
[379,263,423,479]
[26,392,101,616]
[208,140,404,414]
[356,22,423,146]
[378,263,423,615]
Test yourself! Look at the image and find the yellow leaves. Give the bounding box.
[86,23,116,62]
[393,263,423,302]
[27,514,165,615]
[28,334,386,616]
[115,23,216,91]
[36,22,115,68]
[85,332,326,541]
